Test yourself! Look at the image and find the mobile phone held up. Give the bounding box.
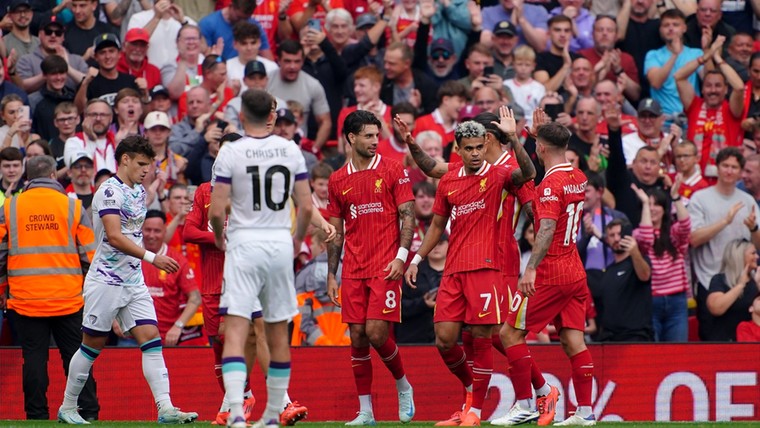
[307,18,321,31]
[483,66,495,77]
[543,104,564,121]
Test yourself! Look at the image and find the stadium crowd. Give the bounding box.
[2,0,760,419]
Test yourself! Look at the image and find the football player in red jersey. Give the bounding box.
[403,119,532,427]
[326,110,417,425]
[497,122,595,427]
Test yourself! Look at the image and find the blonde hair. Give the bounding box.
[513,45,536,62]
[720,239,754,288]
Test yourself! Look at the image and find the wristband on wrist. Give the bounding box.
[143,250,156,264]
[174,320,185,328]
[410,254,423,265]
[671,195,681,202]
[395,247,409,262]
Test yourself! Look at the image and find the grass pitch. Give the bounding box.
[0,422,757,427]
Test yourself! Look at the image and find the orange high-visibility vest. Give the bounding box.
[0,188,95,317]
[292,291,350,346]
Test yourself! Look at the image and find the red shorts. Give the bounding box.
[341,277,402,324]
[507,278,588,333]
[202,293,222,337]
[434,269,502,325]
[500,273,518,318]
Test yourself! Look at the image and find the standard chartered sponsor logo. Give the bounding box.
[452,200,486,218]
[350,202,384,219]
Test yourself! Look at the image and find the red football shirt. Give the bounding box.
[685,97,742,178]
[142,245,198,337]
[496,151,535,277]
[287,0,344,24]
[736,320,760,342]
[337,104,398,160]
[327,154,414,279]
[434,162,517,274]
[534,163,587,285]
[183,182,226,295]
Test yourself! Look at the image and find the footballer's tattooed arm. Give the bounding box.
[522,201,534,224]
[406,139,450,179]
[398,201,415,250]
[526,218,556,270]
[508,131,537,186]
[327,216,344,277]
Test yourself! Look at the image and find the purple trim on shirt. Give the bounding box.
[99,208,120,217]
[82,326,110,337]
[295,172,308,181]
[215,176,232,184]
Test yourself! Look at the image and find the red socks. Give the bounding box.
[531,359,547,390]
[351,346,373,396]
[471,338,493,410]
[374,337,406,380]
[212,338,225,392]
[462,329,474,368]
[506,343,533,400]
[571,350,594,407]
[491,333,507,357]
[439,343,474,388]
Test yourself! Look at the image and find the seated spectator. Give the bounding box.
[76,33,143,112]
[3,0,40,58]
[64,0,118,60]
[141,209,203,346]
[736,292,760,342]
[64,151,95,210]
[598,219,653,342]
[109,88,144,144]
[548,0,594,52]
[337,66,391,154]
[675,38,744,182]
[64,99,116,173]
[225,60,286,130]
[579,15,640,102]
[396,232,446,344]
[632,182,691,342]
[127,0,198,71]
[683,0,736,50]
[705,239,759,341]
[227,21,278,87]
[49,102,79,181]
[0,94,40,149]
[23,138,50,160]
[725,32,753,82]
[177,54,234,122]
[534,15,580,93]
[199,0,272,61]
[480,0,548,52]
[381,41,438,115]
[162,25,204,100]
[0,147,24,205]
[30,54,74,141]
[413,80,467,162]
[671,140,709,202]
[169,86,212,157]
[145,111,187,188]
[15,15,88,94]
[503,45,544,126]
[116,28,162,89]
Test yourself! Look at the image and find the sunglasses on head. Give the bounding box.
[431,50,451,60]
[43,28,64,37]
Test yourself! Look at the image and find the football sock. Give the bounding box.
[351,346,373,397]
[571,350,594,407]
[506,343,533,402]
[263,362,290,421]
[575,406,593,418]
[374,337,407,382]
[140,338,172,411]
[358,395,373,414]
[462,329,474,368]
[219,393,230,413]
[282,390,292,408]
[439,344,473,389]
[535,381,551,397]
[471,338,493,411]
[212,339,225,392]
[470,408,482,418]
[222,356,247,420]
[243,388,253,399]
[61,344,99,410]
[491,333,507,357]
[532,359,549,393]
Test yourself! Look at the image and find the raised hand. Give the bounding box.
[492,105,517,134]
[726,202,745,225]
[604,102,622,131]
[393,114,414,145]
[631,184,649,204]
[670,173,683,199]
[744,204,757,231]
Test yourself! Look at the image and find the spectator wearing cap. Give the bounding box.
[548,0,594,52]
[415,37,461,86]
[64,0,119,61]
[273,108,318,174]
[413,80,468,162]
[340,11,387,74]
[225,60,286,130]
[48,101,80,179]
[300,22,347,144]
[487,20,519,80]
[535,15,581,93]
[15,16,88,94]
[198,0,272,61]
[381,41,438,115]
[504,45,544,127]
[148,85,175,119]
[3,0,40,58]
[127,0,198,71]
[226,21,279,88]
[458,43,502,93]
[579,15,641,102]
[65,151,95,210]
[146,111,188,188]
[481,0,548,52]
[75,33,142,113]
[622,98,678,167]
[268,40,332,153]
[29,54,75,141]
[116,27,162,89]
[176,54,235,122]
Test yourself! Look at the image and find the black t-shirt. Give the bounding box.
[569,134,608,162]
[599,256,653,342]
[87,72,137,107]
[395,259,441,344]
[619,19,663,98]
[704,274,755,341]
[535,51,581,79]
[76,193,94,210]
[64,21,117,57]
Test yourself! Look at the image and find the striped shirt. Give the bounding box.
[633,218,691,297]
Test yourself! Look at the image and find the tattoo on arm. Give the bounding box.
[327,232,343,276]
[398,201,415,250]
[526,218,556,270]
[522,202,534,224]
[408,142,448,178]
[509,133,537,185]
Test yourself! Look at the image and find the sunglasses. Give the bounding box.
[44,28,64,37]
[431,50,451,60]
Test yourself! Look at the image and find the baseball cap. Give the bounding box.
[125,28,150,44]
[9,0,31,11]
[459,105,482,121]
[275,108,296,124]
[355,13,377,30]
[68,151,93,168]
[150,85,169,98]
[493,20,517,37]
[638,98,663,116]
[144,111,172,130]
[430,38,454,55]
[244,60,267,77]
[93,33,121,52]
[40,15,64,31]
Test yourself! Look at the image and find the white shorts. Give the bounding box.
[82,280,157,336]
[220,239,298,323]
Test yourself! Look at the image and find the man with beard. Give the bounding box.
[30,54,75,141]
[725,32,754,82]
[65,151,95,210]
[3,0,40,57]
[597,218,653,342]
[675,35,744,182]
[415,38,460,86]
[579,16,640,102]
[76,34,142,112]
[64,99,117,173]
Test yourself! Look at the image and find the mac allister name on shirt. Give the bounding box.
[563,182,587,194]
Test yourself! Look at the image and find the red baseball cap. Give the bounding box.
[125,28,150,44]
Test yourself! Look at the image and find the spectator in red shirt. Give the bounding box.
[672,140,709,202]
[117,28,162,89]
[579,15,640,101]
[337,66,393,154]
[413,80,468,162]
[177,55,235,122]
[141,209,202,346]
[736,292,760,342]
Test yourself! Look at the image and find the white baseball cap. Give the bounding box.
[144,111,172,130]
[67,151,93,168]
